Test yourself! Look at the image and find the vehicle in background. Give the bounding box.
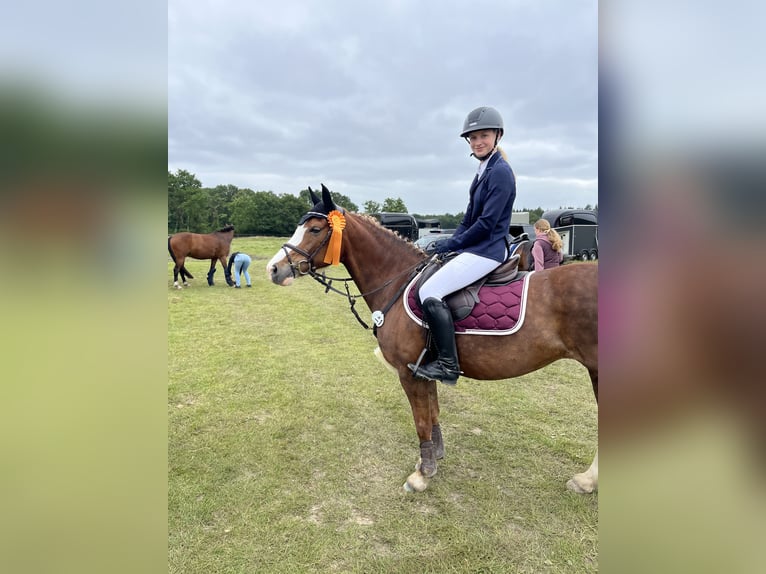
[542,209,597,228]
[371,212,419,241]
[414,232,454,251]
[511,211,530,224]
[415,225,534,254]
[416,218,441,233]
[540,209,598,261]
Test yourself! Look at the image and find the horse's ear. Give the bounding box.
[308,186,321,206]
[321,183,336,211]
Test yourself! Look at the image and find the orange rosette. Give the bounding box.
[323,210,346,265]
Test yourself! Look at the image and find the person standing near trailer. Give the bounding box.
[531,219,564,270]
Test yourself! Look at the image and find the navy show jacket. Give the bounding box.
[443,151,516,262]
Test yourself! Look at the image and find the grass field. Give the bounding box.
[168,236,598,573]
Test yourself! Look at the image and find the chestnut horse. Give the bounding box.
[168,225,236,288]
[267,185,598,493]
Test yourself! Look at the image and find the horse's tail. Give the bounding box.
[168,236,194,278]
[167,236,177,263]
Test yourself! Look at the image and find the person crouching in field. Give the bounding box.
[531,219,564,270]
[227,252,252,288]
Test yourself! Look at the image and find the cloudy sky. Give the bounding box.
[168,0,598,214]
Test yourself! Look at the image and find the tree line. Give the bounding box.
[169,169,595,235]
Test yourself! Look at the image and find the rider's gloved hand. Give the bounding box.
[424,239,446,255]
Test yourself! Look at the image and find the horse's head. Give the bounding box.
[267,184,345,286]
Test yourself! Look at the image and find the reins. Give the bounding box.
[280,217,429,331]
[307,261,427,331]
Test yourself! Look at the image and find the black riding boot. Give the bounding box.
[409,297,461,385]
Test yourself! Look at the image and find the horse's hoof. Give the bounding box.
[566,475,596,494]
[414,457,437,478]
[174,285,182,290]
[403,470,429,493]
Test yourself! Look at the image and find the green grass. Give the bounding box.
[169,236,598,573]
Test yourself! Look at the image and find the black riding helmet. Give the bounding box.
[461,106,504,137]
[461,106,504,160]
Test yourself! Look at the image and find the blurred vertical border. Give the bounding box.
[601,0,766,571]
[0,2,166,573]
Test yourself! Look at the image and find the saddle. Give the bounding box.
[414,254,528,321]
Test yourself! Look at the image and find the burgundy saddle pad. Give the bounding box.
[403,272,533,335]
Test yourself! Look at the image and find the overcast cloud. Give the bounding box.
[168,0,598,214]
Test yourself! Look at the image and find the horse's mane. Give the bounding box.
[356,213,424,257]
[215,225,235,233]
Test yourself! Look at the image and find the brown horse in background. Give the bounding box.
[267,185,598,494]
[168,225,236,288]
[509,236,535,271]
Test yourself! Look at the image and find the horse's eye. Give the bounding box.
[309,226,322,234]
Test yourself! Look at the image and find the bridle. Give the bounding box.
[278,211,428,331]
[279,211,334,279]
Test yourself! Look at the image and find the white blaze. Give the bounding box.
[266,225,307,272]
